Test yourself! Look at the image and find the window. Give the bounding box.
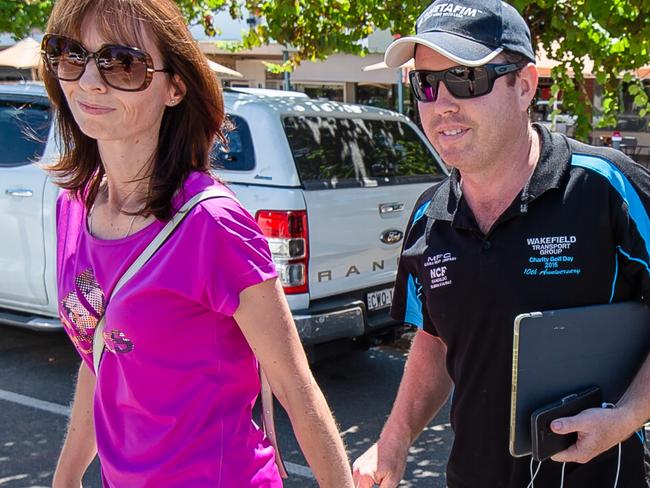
[356,83,394,109]
[296,84,344,102]
[614,81,650,132]
[593,82,650,133]
[283,116,443,190]
[0,99,52,167]
[210,114,255,171]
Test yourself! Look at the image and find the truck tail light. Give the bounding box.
[256,210,309,294]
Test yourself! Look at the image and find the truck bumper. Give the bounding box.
[1,293,402,343]
[0,309,62,331]
[293,296,399,345]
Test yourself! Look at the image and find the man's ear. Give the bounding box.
[517,63,539,112]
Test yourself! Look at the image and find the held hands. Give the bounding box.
[549,406,636,464]
[352,439,408,488]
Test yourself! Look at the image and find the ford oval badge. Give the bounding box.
[380,229,404,245]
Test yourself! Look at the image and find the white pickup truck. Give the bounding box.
[0,82,446,353]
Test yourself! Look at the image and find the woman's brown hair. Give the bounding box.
[41,0,226,220]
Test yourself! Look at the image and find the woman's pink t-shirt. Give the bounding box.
[56,172,282,487]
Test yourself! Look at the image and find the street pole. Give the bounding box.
[283,49,291,92]
[397,67,404,114]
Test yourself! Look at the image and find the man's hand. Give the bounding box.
[550,406,636,464]
[352,440,408,488]
[352,331,451,487]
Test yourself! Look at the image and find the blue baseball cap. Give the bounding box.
[385,0,536,68]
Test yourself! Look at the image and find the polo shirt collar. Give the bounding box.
[425,123,572,224]
[525,123,572,202]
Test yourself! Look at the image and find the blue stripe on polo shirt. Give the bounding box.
[572,154,650,265]
[617,246,650,275]
[404,274,424,328]
[412,201,431,226]
[609,249,620,303]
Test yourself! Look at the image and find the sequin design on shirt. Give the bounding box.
[60,268,105,354]
[104,329,134,354]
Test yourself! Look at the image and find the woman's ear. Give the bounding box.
[167,74,187,107]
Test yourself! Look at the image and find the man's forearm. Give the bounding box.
[617,351,650,433]
[380,330,453,449]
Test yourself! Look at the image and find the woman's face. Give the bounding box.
[59,15,181,146]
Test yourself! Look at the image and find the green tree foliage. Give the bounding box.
[243,0,650,141]
[0,1,53,39]
[0,0,239,39]
[511,0,650,140]
[4,0,649,140]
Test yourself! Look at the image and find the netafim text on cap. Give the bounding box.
[418,3,483,29]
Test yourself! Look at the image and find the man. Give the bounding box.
[353,1,650,487]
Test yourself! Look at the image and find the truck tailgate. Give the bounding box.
[305,183,433,301]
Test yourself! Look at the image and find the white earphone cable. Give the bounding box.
[526,457,542,488]
[526,401,623,488]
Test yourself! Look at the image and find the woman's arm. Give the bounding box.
[234,278,354,488]
[52,361,97,488]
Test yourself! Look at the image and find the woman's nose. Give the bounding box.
[77,56,108,93]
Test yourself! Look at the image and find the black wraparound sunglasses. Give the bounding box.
[41,34,171,92]
[409,62,527,103]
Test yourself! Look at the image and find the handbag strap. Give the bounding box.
[89,187,287,477]
[260,368,289,478]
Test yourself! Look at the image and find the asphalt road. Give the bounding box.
[0,326,452,488]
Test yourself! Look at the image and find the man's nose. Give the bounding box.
[432,82,460,115]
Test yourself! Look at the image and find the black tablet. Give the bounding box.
[509,301,650,457]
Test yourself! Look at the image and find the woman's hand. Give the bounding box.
[353,438,409,488]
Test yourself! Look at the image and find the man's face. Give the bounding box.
[414,47,526,172]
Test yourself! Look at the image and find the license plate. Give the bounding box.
[367,287,393,311]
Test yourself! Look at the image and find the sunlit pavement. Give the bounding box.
[0,326,452,487]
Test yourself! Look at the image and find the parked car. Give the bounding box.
[0,82,446,356]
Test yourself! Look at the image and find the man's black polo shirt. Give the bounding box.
[391,124,650,488]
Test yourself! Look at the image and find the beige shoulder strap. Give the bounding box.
[92,188,227,373]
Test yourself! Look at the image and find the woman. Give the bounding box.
[41,0,354,486]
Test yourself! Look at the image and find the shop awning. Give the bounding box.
[535,44,594,78]
[293,53,397,84]
[0,38,40,69]
[207,59,243,77]
[362,60,413,72]
[636,67,650,80]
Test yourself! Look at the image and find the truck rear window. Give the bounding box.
[282,116,443,189]
[210,114,255,171]
[0,100,51,167]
